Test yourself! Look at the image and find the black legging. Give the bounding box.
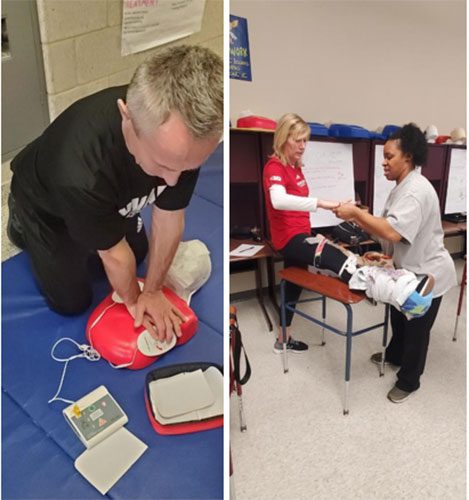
[279,233,350,326]
[386,297,442,392]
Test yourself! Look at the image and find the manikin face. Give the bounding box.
[118,100,219,186]
[283,132,308,166]
[382,139,413,184]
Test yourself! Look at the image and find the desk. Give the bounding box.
[279,267,390,414]
[230,239,275,331]
[442,220,466,236]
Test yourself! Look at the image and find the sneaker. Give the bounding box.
[7,193,25,249]
[387,385,412,403]
[370,352,399,367]
[273,338,308,354]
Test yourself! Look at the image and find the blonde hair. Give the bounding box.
[273,113,310,165]
[126,45,223,139]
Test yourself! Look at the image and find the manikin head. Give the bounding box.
[118,45,223,186]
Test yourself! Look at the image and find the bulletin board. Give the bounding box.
[444,148,467,214]
[302,141,355,228]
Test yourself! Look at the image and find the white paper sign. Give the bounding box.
[302,141,355,228]
[373,145,393,216]
[445,148,467,214]
[121,0,206,56]
[230,244,264,258]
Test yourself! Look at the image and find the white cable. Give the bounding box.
[48,337,101,405]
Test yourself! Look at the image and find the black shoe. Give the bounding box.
[370,352,399,367]
[7,193,25,249]
[273,338,308,354]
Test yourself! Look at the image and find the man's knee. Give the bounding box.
[44,287,93,316]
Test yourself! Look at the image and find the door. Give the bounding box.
[2,0,49,165]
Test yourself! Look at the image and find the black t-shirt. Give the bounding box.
[11,86,199,250]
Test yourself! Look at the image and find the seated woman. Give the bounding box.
[263,113,434,356]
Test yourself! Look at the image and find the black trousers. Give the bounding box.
[279,233,349,326]
[386,296,442,392]
[12,187,148,315]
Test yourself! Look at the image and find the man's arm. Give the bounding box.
[97,238,141,307]
[134,205,186,342]
[333,203,402,242]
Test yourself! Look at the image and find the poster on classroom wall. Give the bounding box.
[121,0,206,56]
[230,15,252,81]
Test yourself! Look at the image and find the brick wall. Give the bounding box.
[36,0,223,120]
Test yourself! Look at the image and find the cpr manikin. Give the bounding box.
[87,239,211,369]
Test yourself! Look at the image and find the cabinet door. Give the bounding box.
[422,144,447,181]
[230,131,261,183]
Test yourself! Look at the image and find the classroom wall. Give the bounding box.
[230,0,466,135]
[36,0,223,120]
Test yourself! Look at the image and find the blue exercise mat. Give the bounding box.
[2,144,224,499]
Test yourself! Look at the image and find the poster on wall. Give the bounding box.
[121,0,206,56]
[229,15,252,81]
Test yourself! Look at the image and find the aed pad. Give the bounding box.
[145,363,223,435]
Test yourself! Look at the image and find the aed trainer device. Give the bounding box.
[63,385,128,449]
[62,386,147,495]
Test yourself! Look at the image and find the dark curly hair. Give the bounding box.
[388,123,428,167]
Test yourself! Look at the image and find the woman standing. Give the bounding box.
[334,123,457,403]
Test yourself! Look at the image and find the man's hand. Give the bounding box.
[133,290,187,343]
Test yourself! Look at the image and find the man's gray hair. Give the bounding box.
[126,45,223,139]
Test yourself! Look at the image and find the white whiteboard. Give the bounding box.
[444,148,467,214]
[302,141,355,227]
[373,145,394,216]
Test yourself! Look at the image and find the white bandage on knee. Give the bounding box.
[338,254,358,277]
[304,235,326,246]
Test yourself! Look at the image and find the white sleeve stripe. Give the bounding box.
[269,184,318,212]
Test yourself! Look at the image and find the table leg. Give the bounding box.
[380,304,390,376]
[453,261,466,341]
[343,304,353,415]
[254,259,273,331]
[267,257,280,315]
[280,280,288,374]
[321,295,326,346]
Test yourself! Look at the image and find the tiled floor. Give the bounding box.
[230,259,466,499]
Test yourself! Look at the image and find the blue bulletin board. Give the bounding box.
[230,15,252,81]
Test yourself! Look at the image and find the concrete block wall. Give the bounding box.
[36,0,223,121]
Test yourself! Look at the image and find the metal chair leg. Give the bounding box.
[237,393,247,432]
[280,280,289,373]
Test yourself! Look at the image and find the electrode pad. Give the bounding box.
[145,363,223,435]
